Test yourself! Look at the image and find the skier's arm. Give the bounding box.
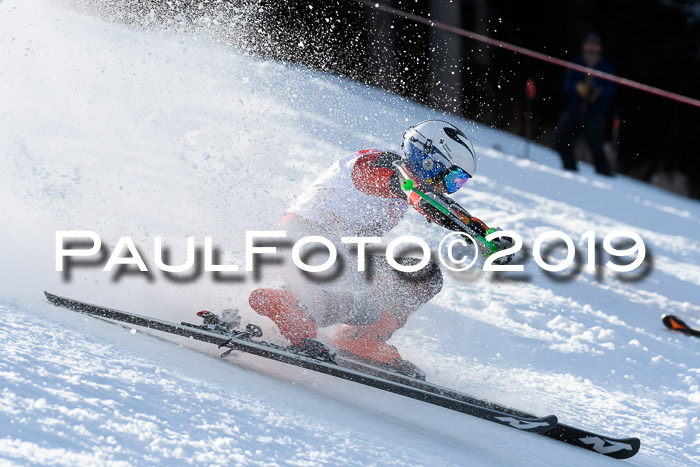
[352,152,496,242]
[407,191,456,227]
[396,162,516,263]
[410,192,490,237]
[437,195,491,236]
[439,199,494,244]
[350,150,462,226]
[351,150,405,198]
[388,159,489,233]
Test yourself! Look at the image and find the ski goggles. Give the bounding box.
[442,166,471,193]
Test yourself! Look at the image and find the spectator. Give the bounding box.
[555,33,615,176]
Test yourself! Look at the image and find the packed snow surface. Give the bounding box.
[1,0,699,465]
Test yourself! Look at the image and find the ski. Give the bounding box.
[44,291,640,458]
[662,314,700,337]
[44,291,556,434]
[331,353,640,459]
[178,322,637,459]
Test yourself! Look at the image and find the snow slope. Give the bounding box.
[1,0,699,465]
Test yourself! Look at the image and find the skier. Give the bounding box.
[248,120,512,376]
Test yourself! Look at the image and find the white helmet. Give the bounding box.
[401,120,476,193]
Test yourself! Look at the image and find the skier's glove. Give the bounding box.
[489,228,516,265]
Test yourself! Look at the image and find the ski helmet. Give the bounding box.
[401,120,476,194]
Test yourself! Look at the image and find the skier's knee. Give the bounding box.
[373,260,443,312]
[398,259,443,303]
[249,288,266,308]
[350,294,381,326]
[426,263,444,301]
[419,261,443,302]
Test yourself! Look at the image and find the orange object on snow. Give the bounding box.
[249,289,317,346]
[330,309,404,365]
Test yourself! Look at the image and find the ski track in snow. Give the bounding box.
[1,0,699,465]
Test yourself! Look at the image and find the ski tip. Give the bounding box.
[627,437,642,456]
[607,437,641,459]
[662,314,688,331]
[662,314,700,337]
[576,434,641,459]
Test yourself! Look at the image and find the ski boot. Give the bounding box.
[330,309,426,380]
[248,289,318,346]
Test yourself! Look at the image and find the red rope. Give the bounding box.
[354,0,700,109]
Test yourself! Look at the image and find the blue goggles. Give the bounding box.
[442,166,471,193]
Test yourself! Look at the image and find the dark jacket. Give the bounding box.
[564,57,615,115]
